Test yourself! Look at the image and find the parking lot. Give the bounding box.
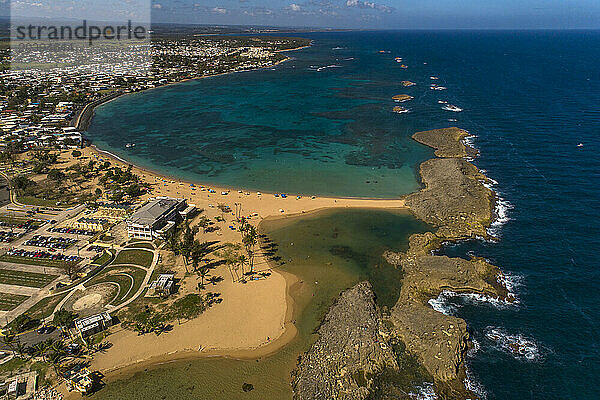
[48,227,96,236]
[3,248,82,264]
[23,235,77,249]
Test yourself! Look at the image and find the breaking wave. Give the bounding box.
[484,327,543,362]
[409,382,438,400]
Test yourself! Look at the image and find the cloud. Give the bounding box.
[211,7,228,14]
[289,3,301,12]
[346,0,394,13]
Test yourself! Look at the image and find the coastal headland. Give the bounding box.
[291,127,511,399]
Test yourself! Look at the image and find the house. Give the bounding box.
[126,196,195,239]
[96,203,133,221]
[147,274,175,297]
[74,312,112,338]
[69,217,109,231]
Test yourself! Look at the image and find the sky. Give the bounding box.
[5,0,600,29]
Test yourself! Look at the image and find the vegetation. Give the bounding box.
[0,293,29,311]
[22,293,69,321]
[53,309,77,328]
[0,268,58,288]
[112,248,154,268]
[91,250,113,266]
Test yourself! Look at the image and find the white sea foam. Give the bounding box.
[480,175,513,237]
[427,291,458,315]
[428,287,518,313]
[487,197,513,237]
[409,382,438,400]
[467,338,481,357]
[484,327,542,362]
[464,366,487,400]
[315,64,343,71]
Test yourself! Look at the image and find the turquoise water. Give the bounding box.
[87,31,600,399]
[91,209,430,400]
[85,40,434,197]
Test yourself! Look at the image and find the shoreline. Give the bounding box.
[88,268,300,385]
[88,144,410,201]
[76,43,310,132]
[63,127,506,400]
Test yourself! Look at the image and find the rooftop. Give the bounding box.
[128,197,183,226]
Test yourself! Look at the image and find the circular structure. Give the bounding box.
[72,293,103,311]
[63,283,119,316]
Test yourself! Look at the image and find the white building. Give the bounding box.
[74,312,112,338]
[126,196,195,240]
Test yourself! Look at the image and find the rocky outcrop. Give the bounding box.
[384,127,510,397]
[392,94,413,102]
[412,127,475,159]
[292,282,397,400]
[406,157,495,239]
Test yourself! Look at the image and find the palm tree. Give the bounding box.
[242,225,258,272]
[2,334,17,354]
[197,216,210,233]
[31,342,48,362]
[47,350,65,374]
[198,266,210,289]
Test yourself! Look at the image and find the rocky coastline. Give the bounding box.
[292,127,511,399]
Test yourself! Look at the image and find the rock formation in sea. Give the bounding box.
[292,281,397,400]
[292,127,511,400]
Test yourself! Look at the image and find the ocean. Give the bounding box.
[87,30,600,399]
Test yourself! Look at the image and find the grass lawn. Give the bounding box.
[0,268,58,288]
[124,241,155,250]
[0,292,30,311]
[91,250,114,266]
[0,254,77,269]
[0,357,27,374]
[23,293,68,320]
[0,215,42,227]
[17,196,65,207]
[84,266,147,306]
[112,249,154,268]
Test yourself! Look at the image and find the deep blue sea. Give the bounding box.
[87,31,600,399]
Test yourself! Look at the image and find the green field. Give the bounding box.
[0,254,77,269]
[23,293,69,320]
[0,268,58,288]
[0,215,43,227]
[0,293,30,311]
[124,241,155,250]
[112,249,154,268]
[91,250,114,266]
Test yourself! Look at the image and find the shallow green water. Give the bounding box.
[92,208,430,400]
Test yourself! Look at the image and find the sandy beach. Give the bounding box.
[67,145,408,384]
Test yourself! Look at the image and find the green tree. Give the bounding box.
[53,310,77,328]
[47,169,66,184]
[11,175,33,191]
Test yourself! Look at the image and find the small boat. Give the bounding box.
[400,64,408,69]
[125,143,135,148]
[430,76,439,80]
[430,84,447,91]
[438,100,448,104]
[395,57,403,62]
[577,143,584,147]
[442,104,463,112]
[448,118,458,122]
